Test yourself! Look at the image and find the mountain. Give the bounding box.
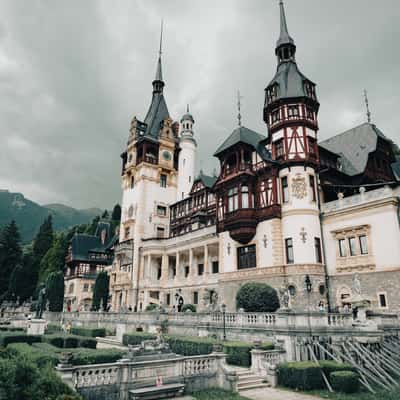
[0,190,102,243]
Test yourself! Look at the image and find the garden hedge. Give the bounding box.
[278,362,324,390]
[223,341,275,367]
[69,349,125,365]
[319,360,355,376]
[0,332,41,347]
[330,371,360,393]
[166,336,216,356]
[70,327,106,338]
[122,332,157,346]
[43,334,97,349]
[181,304,196,313]
[7,343,59,367]
[0,326,24,332]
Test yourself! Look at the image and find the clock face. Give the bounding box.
[162,150,171,161]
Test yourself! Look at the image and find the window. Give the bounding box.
[288,285,296,296]
[285,238,294,264]
[288,105,299,118]
[83,283,89,292]
[160,174,167,188]
[306,107,314,120]
[130,176,135,189]
[275,139,284,158]
[378,293,387,308]
[189,176,191,183]
[309,175,316,201]
[124,226,130,239]
[157,205,167,216]
[339,239,347,257]
[237,245,256,270]
[193,291,198,305]
[314,237,322,263]
[241,186,249,208]
[271,109,280,123]
[198,264,204,276]
[184,266,190,278]
[228,187,239,212]
[156,227,165,238]
[281,177,289,203]
[212,261,219,274]
[359,235,368,255]
[157,266,161,280]
[166,293,171,305]
[308,137,316,155]
[319,284,326,295]
[69,283,74,294]
[348,237,357,256]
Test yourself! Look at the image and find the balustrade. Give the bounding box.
[183,356,216,376]
[74,366,119,388]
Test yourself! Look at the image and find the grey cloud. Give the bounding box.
[0,0,398,208]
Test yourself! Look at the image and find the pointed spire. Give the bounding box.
[276,0,294,48]
[187,104,189,113]
[154,19,163,82]
[237,90,243,127]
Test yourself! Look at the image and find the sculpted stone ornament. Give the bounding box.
[35,287,47,319]
[291,174,307,199]
[278,288,290,310]
[352,274,362,297]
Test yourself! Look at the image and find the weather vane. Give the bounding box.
[364,89,371,124]
[237,90,243,127]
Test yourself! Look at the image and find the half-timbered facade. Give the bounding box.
[110,1,400,313]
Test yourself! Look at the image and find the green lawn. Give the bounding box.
[191,388,250,400]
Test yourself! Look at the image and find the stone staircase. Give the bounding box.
[236,368,270,392]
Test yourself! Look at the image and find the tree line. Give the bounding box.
[0,204,121,311]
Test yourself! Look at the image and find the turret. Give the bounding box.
[177,105,197,200]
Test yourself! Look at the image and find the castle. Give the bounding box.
[108,1,400,313]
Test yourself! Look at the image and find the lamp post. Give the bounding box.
[221,303,227,341]
[305,275,312,337]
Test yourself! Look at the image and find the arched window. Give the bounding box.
[130,176,135,189]
[241,186,249,208]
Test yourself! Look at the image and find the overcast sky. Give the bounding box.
[0,0,399,209]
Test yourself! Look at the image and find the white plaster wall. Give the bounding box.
[218,231,237,273]
[255,220,274,267]
[323,205,400,275]
[177,138,196,201]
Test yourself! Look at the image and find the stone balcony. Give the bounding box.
[322,186,398,214]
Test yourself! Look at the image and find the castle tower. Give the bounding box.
[264,1,323,270]
[177,105,197,200]
[114,28,179,311]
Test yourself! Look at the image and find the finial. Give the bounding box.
[364,89,371,124]
[187,104,189,113]
[276,0,294,48]
[237,90,243,127]
[154,20,164,83]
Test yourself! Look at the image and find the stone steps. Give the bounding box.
[236,369,270,392]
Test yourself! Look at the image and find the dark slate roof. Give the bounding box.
[214,126,272,161]
[70,221,115,262]
[268,61,314,100]
[391,161,400,181]
[143,92,169,139]
[195,171,218,188]
[319,123,388,176]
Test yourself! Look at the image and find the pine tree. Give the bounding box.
[37,234,68,285]
[92,271,109,311]
[101,210,109,219]
[31,215,54,290]
[0,220,22,298]
[46,271,64,312]
[111,204,121,221]
[85,216,100,235]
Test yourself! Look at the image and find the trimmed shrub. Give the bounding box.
[0,327,24,332]
[330,371,360,393]
[122,332,157,346]
[181,304,196,313]
[45,324,62,334]
[43,334,97,349]
[166,336,215,356]
[70,349,125,366]
[236,282,280,312]
[319,360,355,377]
[223,341,274,367]
[70,327,106,338]
[278,362,324,390]
[7,343,58,367]
[145,303,159,312]
[0,332,41,347]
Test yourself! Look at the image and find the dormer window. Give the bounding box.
[306,107,314,120]
[304,82,316,99]
[267,85,278,103]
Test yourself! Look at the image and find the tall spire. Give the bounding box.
[153,20,164,92]
[275,1,296,63]
[237,90,243,127]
